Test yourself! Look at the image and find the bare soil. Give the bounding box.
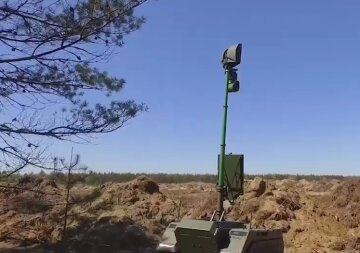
[0,176,360,253]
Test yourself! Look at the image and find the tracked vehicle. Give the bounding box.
[157,44,284,253]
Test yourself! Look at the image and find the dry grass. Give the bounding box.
[8,192,49,214]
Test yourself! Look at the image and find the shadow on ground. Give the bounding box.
[0,217,158,253]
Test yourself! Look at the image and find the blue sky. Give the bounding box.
[53,0,360,175]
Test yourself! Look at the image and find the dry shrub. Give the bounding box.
[17,175,42,186]
[274,191,301,211]
[132,176,159,194]
[71,187,102,203]
[9,192,49,214]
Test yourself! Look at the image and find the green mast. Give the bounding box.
[216,44,242,220]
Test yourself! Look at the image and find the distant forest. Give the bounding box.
[0,171,355,185]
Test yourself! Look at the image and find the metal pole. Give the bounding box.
[216,69,230,220]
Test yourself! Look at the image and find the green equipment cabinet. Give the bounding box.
[219,154,244,204]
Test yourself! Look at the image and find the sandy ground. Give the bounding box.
[0,176,359,253]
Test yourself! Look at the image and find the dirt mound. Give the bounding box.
[0,177,59,197]
[0,177,61,216]
[0,176,176,252]
[0,178,64,246]
[229,180,300,232]
[133,175,160,194]
[167,178,360,252]
[93,176,177,235]
[2,176,360,253]
[246,177,266,197]
[331,179,360,207]
[325,180,360,229]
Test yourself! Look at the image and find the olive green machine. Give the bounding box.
[157,44,284,253]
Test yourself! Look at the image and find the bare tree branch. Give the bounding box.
[0,0,149,175]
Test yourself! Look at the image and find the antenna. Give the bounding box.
[216,43,242,221]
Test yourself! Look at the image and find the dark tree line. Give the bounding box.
[1,171,352,185]
[0,0,148,175]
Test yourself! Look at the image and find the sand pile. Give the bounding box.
[0,176,177,252]
[323,180,360,251]
[91,176,178,234]
[228,178,301,232]
[1,176,360,253]
[0,177,62,245]
[171,178,360,253]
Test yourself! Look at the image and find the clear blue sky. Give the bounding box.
[53,0,360,175]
